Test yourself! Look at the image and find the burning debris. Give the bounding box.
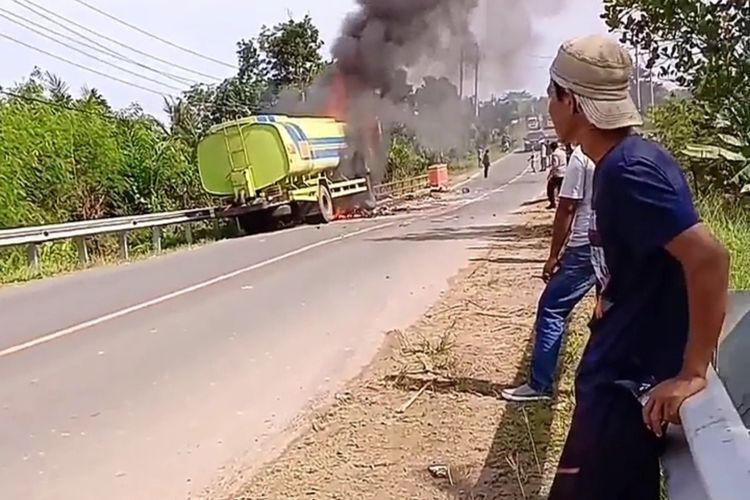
[333,206,377,221]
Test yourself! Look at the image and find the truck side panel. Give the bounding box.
[197,123,289,197]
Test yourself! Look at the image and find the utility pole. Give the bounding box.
[634,42,642,113]
[473,44,480,119]
[459,46,465,99]
[649,70,655,109]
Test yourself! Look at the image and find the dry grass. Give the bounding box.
[222,206,591,500]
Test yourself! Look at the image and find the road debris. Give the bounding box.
[427,464,454,485]
[396,381,432,414]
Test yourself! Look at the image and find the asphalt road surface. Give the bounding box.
[0,152,546,500]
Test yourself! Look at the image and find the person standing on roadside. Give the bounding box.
[545,35,730,500]
[546,142,567,209]
[501,144,597,402]
[528,150,538,173]
[482,149,491,179]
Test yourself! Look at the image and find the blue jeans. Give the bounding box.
[529,244,596,394]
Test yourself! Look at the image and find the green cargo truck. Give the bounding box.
[197,114,374,231]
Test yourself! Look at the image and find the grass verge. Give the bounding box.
[698,195,750,289]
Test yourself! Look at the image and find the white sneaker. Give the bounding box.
[501,383,551,402]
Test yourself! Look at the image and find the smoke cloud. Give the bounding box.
[275,0,567,180]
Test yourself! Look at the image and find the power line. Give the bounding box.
[0,32,169,96]
[14,0,223,82]
[71,0,236,69]
[0,7,199,87]
[0,12,185,92]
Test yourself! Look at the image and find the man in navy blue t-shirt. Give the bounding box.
[545,35,730,499]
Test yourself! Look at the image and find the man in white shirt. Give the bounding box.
[546,142,568,209]
[502,145,597,401]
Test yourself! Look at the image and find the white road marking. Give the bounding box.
[450,165,531,210]
[0,222,394,358]
[1,158,534,358]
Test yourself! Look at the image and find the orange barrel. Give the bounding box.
[428,164,449,188]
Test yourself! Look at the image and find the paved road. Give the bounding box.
[0,153,545,500]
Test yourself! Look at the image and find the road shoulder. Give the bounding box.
[218,204,592,500]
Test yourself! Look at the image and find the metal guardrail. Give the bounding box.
[0,175,434,271]
[0,208,216,270]
[372,175,430,201]
[663,291,750,500]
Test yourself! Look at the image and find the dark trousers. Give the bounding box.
[548,387,664,500]
[483,164,490,178]
[547,176,563,207]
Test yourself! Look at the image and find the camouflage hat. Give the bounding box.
[550,34,643,130]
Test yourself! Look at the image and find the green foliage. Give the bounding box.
[648,98,748,195]
[609,1,750,195]
[257,15,325,92]
[647,98,712,155]
[698,195,750,290]
[602,0,750,109]
[0,73,209,228]
[165,16,326,138]
[386,127,429,181]
[684,137,750,194]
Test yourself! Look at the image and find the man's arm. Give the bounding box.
[665,224,730,378]
[548,198,578,261]
[542,155,584,281]
[643,224,729,435]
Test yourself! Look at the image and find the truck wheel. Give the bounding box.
[306,184,334,224]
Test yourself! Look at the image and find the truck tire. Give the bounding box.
[306,183,334,224]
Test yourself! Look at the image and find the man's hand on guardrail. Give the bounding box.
[642,374,708,436]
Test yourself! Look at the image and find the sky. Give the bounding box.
[0,0,609,119]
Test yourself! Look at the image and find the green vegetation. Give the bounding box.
[698,196,750,290]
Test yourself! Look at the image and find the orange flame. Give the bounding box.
[326,71,347,121]
[334,206,372,221]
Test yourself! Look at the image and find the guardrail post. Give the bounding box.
[74,237,89,266]
[26,244,39,272]
[117,231,129,260]
[152,227,162,254]
[184,223,193,245]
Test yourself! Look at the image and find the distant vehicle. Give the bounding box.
[523,130,545,152]
[526,115,541,131]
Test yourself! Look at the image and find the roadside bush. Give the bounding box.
[698,195,750,289]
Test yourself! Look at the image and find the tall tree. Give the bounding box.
[602,0,750,110]
[167,15,326,137]
[257,15,325,93]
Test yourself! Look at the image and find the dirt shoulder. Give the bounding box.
[225,205,590,500]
